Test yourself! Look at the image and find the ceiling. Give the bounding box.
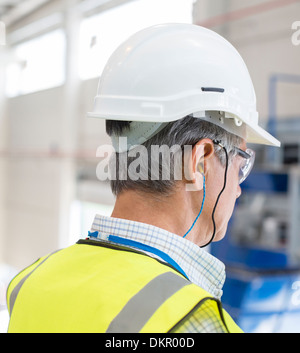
[0,0,52,27]
[0,0,23,19]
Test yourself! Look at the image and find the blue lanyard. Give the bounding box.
[109,235,189,280]
[89,232,188,280]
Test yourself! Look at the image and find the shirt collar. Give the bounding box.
[89,214,226,299]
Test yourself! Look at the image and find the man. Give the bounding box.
[7,24,280,333]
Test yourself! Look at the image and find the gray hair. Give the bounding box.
[106,115,242,196]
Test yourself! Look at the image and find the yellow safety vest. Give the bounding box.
[7,239,243,333]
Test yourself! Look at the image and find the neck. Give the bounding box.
[110,185,209,245]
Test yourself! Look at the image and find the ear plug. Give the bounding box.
[198,163,204,174]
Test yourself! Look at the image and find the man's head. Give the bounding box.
[89,23,280,246]
[106,116,249,246]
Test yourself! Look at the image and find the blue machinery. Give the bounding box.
[211,74,300,333]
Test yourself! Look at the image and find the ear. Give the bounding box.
[185,139,214,191]
[192,139,215,176]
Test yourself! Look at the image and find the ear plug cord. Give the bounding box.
[183,174,206,239]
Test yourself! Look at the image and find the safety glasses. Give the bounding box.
[234,147,255,184]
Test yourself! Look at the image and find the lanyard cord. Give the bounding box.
[200,141,229,248]
[107,235,189,279]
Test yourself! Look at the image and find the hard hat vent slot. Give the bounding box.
[201,87,225,93]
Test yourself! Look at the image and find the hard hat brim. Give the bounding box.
[88,93,281,148]
[245,121,281,147]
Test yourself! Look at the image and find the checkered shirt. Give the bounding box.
[89,214,227,333]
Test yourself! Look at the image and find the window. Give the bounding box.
[79,0,194,80]
[68,200,114,245]
[5,29,66,97]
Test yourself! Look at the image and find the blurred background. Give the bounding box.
[0,0,300,333]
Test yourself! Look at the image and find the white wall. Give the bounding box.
[3,87,68,269]
[0,12,116,270]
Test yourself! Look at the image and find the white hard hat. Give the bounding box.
[88,23,280,149]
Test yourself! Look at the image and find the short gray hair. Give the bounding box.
[106,115,242,196]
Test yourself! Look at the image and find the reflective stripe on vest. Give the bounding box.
[8,250,61,318]
[106,272,189,333]
[7,240,242,333]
